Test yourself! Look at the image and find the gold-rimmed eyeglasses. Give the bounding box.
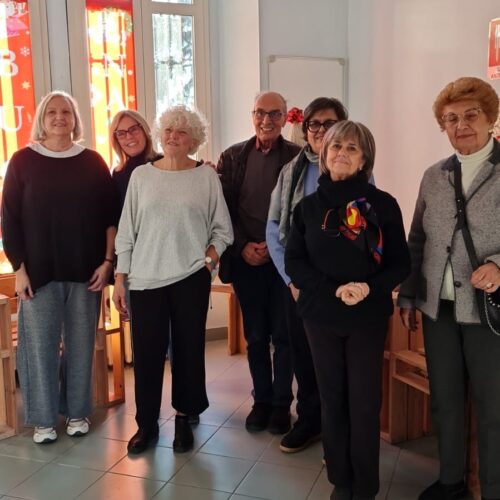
[441,108,482,128]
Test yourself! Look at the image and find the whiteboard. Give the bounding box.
[268,55,346,112]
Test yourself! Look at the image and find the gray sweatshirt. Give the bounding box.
[115,163,234,290]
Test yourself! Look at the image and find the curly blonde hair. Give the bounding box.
[153,105,208,155]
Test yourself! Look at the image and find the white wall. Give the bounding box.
[258,0,348,92]
[209,0,260,158]
[348,0,500,228]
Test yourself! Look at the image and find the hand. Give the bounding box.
[201,159,217,170]
[88,261,113,292]
[241,242,270,266]
[112,277,129,316]
[335,282,370,306]
[400,307,418,331]
[15,264,34,300]
[289,283,300,301]
[471,262,500,293]
[205,245,219,272]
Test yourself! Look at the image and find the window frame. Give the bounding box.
[67,0,212,158]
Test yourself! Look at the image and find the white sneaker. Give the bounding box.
[66,418,90,437]
[33,426,57,444]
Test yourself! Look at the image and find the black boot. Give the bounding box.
[173,415,194,453]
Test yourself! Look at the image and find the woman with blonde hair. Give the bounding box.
[1,90,118,444]
[110,109,161,210]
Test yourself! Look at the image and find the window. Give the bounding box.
[0,0,49,274]
[68,0,211,166]
[84,0,138,165]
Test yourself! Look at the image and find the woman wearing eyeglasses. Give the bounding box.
[266,97,348,453]
[110,110,162,211]
[285,121,410,500]
[399,77,500,500]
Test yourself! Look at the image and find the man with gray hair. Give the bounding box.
[217,91,301,434]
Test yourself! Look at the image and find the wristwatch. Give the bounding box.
[205,256,215,269]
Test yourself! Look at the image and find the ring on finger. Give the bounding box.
[486,282,494,289]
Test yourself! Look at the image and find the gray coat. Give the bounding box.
[398,139,500,324]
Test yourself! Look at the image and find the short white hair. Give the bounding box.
[153,105,208,155]
[254,91,288,114]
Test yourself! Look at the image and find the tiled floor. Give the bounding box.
[0,339,448,500]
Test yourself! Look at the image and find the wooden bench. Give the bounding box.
[211,284,246,355]
[0,294,16,440]
[93,286,126,407]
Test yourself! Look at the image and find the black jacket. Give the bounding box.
[217,135,301,282]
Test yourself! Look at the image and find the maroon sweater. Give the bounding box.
[1,147,118,291]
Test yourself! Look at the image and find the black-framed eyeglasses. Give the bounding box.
[252,109,283,121]
[114,123,143,139]
[306,120,338,133]
[441,108,482,128]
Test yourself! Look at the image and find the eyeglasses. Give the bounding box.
[114,123,143,139]
[252,109,284,121]
[441,108,482,127]
[306,120,338,133]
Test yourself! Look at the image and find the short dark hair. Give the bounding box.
[302,97,348,140]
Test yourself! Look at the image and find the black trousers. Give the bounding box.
[304,319,387,497]
[423,300,500,499]
[129,268,211,429]
[231,257,293,407]
[284,288,321,430]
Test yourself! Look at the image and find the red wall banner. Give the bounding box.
[488,18,500,80]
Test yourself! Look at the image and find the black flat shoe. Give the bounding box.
[330,486,352,500]
[173,415,194,453]
[127,424,159,454]
[419,480,466,500]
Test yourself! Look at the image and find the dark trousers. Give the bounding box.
[129,268,211,429]
[231,257,293,407]
[304,319,387,497]
[423,300,500,499]
[284,288,321,430]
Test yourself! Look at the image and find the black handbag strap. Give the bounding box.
[453,162,480,270]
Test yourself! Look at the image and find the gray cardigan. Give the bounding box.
[398,139,500,324]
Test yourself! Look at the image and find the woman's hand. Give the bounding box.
[205,245,220,272]
[88,261,113,292]
[335,282,370,306]
[15,263,34,300]
[201,159,217,170]
[400,307,419,332]
[112,274,129,316]
[471,262,500,293]
[289,283,300,301]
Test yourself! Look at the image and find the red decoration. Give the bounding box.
[286,107,303,124]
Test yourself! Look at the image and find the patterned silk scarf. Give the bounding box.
[322,197,383,266]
